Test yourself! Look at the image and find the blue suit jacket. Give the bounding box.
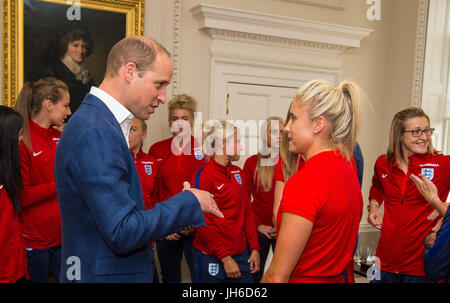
[55,94,205,282]
[424,207,450,282]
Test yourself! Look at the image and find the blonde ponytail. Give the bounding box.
[14,82,36,152]
[295,79,364,159]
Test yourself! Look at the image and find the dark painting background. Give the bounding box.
[24,0,126,84]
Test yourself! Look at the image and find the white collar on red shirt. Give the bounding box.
[89,86,134,147]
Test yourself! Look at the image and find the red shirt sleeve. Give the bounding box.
[368,157,385,206]
[19,142,56,209]
[280,172,325,223]
[242,156,256,197]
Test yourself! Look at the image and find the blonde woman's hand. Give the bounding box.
[249,250,260,274]
[221,256,241,279]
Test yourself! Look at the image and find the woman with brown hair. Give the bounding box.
[15,77,71,282]
[367,107,449,283]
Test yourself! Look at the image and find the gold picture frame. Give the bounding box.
[2,0,145,108]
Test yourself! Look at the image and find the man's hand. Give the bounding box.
[165,233,181,241]
[221,256,241,279]
[183,182,223,218]
[425,232,436,248]
[179,228,196,236]
[249,250,260,274]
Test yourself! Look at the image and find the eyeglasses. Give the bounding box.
[403,128,435,137]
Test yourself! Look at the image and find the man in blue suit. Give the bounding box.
[55,36,222,282]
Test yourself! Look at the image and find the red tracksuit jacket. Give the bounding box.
[369,153,450,276]
[19,119,62,249]
[192,158,260,260]
[0,185,28,282]
[133,150,159,210]
[148,136,204,202]
[242,155,277,238]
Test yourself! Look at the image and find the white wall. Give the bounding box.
[0,0,425,232]
[142,0,422,232]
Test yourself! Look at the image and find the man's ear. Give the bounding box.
[313,116,327,134]
[122,62,138,83]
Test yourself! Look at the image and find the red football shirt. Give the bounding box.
[19,119,62,249]
[148,136,204,202]
[369,153,450,276]
[0,185,28,282]
[278,150,363,283]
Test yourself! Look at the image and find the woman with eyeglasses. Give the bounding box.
[368,107,449,283]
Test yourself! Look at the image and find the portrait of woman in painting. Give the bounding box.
[27,21,96,116]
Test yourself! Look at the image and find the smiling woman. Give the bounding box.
[367,107,449,283]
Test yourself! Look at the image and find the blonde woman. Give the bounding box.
[242,116,284,282]
[368,107,449,283]
[262,79,364,283]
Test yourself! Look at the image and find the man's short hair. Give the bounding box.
[105,36,170,78]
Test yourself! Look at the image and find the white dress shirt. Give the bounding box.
[89,86,134,147]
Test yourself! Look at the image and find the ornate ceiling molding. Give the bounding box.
[190,4,372,55]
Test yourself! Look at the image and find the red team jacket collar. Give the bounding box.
[131,149,145,161]
[387,152,437,172]
[206,157,235,178]
[206,157,230,177]
[28,118,58,140]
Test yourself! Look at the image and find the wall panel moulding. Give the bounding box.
[279,0,345,10]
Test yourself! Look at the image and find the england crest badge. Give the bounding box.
[144,164,152,176]
[208,263,219,276]
[234,174,242,185]
[421,167,434,181]
[194,147,204,160]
